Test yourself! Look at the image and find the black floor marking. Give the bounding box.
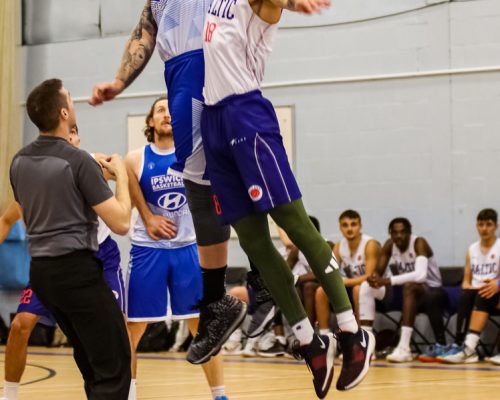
[0,361,56,389]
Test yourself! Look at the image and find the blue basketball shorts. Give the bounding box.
[95,236,126,313]
[126,243,202,321]
[200,90,301,225]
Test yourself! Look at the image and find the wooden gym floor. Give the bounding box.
[1,346,499,399]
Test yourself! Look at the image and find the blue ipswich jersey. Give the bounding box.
[150,0,212,184]
[131,144,196,248]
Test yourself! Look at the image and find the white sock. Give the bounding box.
[464,333,480,351]
[361,325,373,333]
[398,326,413,351]
[319,328,330,336]
[211,385,225,399]
[276,335,286,346]
[128,379,136,400]
[291,318,315,345]
[4,381,19,400]
[336,310,358,333]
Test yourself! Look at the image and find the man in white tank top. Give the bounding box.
[442,208,500,365]
[201,1,375,398]
[315,210,380,335]
[358,217,448,363]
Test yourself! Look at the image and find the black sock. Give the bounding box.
[201,266,227,304]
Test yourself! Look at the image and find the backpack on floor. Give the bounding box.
[137,321,179,352]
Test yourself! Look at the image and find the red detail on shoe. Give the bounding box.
[352,345,365,364]
[311,354,327,370]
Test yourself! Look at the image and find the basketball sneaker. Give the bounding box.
[186,295,247,364]
[441,346,479,364]
[418,343,447,362]
[486,353,500,365]
[436,343,462,362]
[258,340,286,357]
[293,333,336,399]
[221,328,243,355]
[244,270,276,338]
[242,337,258,357]
[386,346,413,363]
[214,396,229,400]
[336,328,375,391]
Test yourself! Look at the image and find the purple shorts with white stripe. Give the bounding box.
[200,90,301,224]
[96,236,126,313]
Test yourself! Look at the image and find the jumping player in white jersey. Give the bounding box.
[200,1,375,398]
[359,217,447,363]
[124,97,227,400]
[441,208,500,365]
[89,0,247,366]
[315,210,380,334]
[1,127,127,400]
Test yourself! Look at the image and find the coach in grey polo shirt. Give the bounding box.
[9,79,132,400]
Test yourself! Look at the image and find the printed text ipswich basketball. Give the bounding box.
[151,174,183,192]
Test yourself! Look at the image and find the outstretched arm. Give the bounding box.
[0,201,23,243]
[89,0,158,105]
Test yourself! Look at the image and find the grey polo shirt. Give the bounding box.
[10,135,113,257]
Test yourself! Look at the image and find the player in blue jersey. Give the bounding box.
[124,97,227,400]
[89,0,248,366]
[0,127,127,400]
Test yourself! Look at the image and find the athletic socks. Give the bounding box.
[398,326,413,350]
[360,325,373,333]
[4,381,19,400]
[336,310,358,333]
[292,318,315,345]
[211,385,226,399]
[464,332,480,351]
[319,328,331,336]
[201,266,227,304]
[128,379,137,400]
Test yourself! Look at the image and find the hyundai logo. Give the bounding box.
[158,192,187,210]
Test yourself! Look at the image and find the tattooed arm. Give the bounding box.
[89,0,158,106]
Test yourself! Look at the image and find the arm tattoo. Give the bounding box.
[287,0,296,9]
[116,0,158,88]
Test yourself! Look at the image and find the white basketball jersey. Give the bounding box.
[389,235,442,287]
[339,234,372,278]
[203,0,279,105]
[97,218,111,245]
[150,0,211,62]
[468,239,500,288]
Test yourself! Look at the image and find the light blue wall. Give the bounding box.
[19,0,500,271]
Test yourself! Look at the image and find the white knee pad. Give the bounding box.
[359,281,386,322]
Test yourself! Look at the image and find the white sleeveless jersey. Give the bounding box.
[468,239,500,288]
[389,235,442,287]
[339,235,373,278]
[203,0,279,105]
[150,0,211,62]
[97,218,111,245]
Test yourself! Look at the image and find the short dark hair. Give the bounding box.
[477,208,498,223]
[309,215,320,233]
[388,217,412,234]
[144,96,168,143]
[339,209,361,222]
[26,79,68,132]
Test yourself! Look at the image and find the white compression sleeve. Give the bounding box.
[390,255,428,286]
